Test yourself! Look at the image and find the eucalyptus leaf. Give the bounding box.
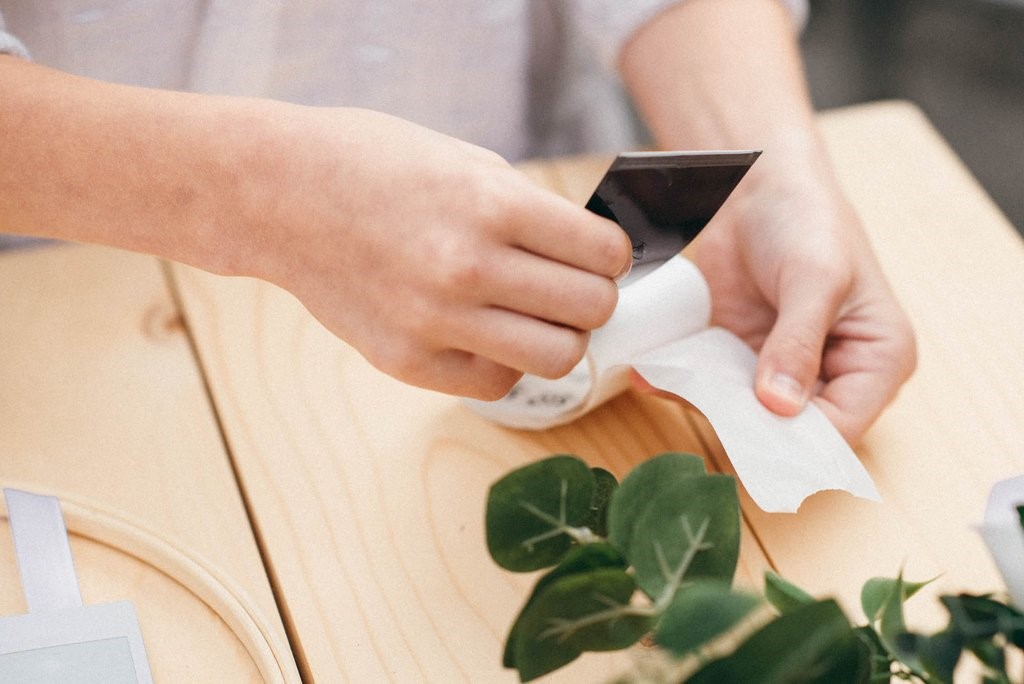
[853,626,895,682]
[509,567,651,682]
[869,572,929,677]
[486,455,596,572]
[765,570,815,615]
[625,473,739,601]
[894,629,964,683]
[941,593,1024,646]
[861,574,934,623]
[687,599,867,684]
[585,467,619,538]
[606,452,706,554]
[654,582,761,656]
[503,543,626,668]
[970,639,1010,682]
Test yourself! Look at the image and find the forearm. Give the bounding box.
[620,0,825,170]
[0,54,285,277]
[621,1,917,441]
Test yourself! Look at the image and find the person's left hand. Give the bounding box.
[686,149,917,443]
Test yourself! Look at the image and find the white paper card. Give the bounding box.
[0,637,137,684]
[1,489,153,684]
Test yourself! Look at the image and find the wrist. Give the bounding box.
[185,97,319,284]
[733,126,840,206]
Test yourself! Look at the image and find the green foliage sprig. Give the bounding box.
[485,453,1024,683]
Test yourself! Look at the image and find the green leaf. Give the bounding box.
[584,467,618,538]
[606,452,706,555]
[853,626,895,682]
[503,543,626,668]
[508,567,651,682]
[970,638,1013,684]
[860,574,934,623]
[866,572,933,677]
[687,599,866,684]
[486,455,596,572]
[969,638,1006,674]
[765,570,815,615]
[1017,505,1024,533]
[941,593,1024,646]
[654,582,761,656]
[625,473,739,601]
[894,629,964,683]
[878,575,908,645]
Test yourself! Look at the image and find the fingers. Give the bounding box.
[364,312,588,400]
[813,374,891,445]
[466,248,621,331]
[754,266,851,417]
[814,313,917,442]
[451,306,591,380]
[504,184,633,280]
[755,276,917,442]
[401,348,525,400]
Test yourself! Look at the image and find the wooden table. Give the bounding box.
[2,101,1022,682]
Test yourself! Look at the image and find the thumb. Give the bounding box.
[755,280,842,416]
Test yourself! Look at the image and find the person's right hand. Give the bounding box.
[237,107,632,399]
[0,55,630,400]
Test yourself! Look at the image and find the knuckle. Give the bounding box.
[428,233,488,293]
[462,171,512,230]
[777,330,824,372]
[790,253,853,303]
[471,146,509,169]
[399,298,435,339]
[364,340,423,384]
[888,315,919,380]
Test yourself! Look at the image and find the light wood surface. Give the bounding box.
[720,102,1024,623]
[0,246,299,681]
[167,262,758,682]
[531,101,1024,626]
[3,99,1020,683]
[169,100,1024,680]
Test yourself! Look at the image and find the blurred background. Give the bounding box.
[800,0,1023,233]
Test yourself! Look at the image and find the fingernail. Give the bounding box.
[767,373,806,408]
[613,256,633,283]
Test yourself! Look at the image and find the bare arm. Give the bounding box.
[620,0,917,442]
[0,55,631,398]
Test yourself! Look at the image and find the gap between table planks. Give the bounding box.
[0,244,299,681]
[169,101,1024,681]
[167,181,768,680]
[534,101,1024,627]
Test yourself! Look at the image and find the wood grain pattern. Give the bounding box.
[0,245,298,681]
[168,264,763,682]
[170,101,1023,681]
[692,102,1024,624]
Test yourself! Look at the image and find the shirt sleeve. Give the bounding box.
[567,0,809,72]
[0,10,30,59]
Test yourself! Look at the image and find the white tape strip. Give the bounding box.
[4,489,83,614]
[466,256,880,513]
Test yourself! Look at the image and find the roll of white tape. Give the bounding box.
[465,255,880,513]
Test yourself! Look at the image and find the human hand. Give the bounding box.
[0,58,629,401]
[242,107,632,399]
[689,149,917,443]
